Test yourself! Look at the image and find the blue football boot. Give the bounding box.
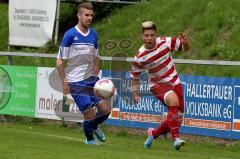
[93,128,106,142]
[144,128,154,148]
[85,139,99,145]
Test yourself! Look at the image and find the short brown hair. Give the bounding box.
[141,21,157,33]
[77,2,93,13]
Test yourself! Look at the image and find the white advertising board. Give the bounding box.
[9,0,57,47]
[36,67,84,122]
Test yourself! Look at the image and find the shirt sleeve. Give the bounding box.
[164,37,183,52]
[90,28,99,57]
[57,31,73,59]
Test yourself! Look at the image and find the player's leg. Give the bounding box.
[144,119,170,148]
[90,100,111,142]
[94,100,111,126]
[165,91,180,140]
[88,77,112,142]
[82,106,99,145]
[69,81,98,145]
[173,84,185,150]
[152,119,170,137]
[151,84,172,135]
[144,84,171,148]
[146,83,185,149]
[164,90,185,150]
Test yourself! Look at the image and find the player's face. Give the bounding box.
[142,29,157,49]
[78,8,93,28]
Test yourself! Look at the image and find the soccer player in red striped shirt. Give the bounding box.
[131,21,189,150]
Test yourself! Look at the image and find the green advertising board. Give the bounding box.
[0,65,37,117]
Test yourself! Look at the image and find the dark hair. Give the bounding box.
[77,2,93,13]
[141,21,157,33]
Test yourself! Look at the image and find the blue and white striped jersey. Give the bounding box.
[57,26,99,82]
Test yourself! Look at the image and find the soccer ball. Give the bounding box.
[94,79,115,99]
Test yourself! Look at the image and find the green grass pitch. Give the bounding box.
[0,122,239,159]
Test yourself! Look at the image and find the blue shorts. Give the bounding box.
[68,76,101,112]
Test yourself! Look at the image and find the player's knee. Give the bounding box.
[165,92,179,106]
[97,100,111,114]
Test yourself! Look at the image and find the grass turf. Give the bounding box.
[0,122,239,159]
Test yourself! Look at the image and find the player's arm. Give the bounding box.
[56,58,70,95]
[56,32,72,95]
[92,55,101,76]
[131,61,142,104]
[164,33,189,52]
[131,78,141,104]
[92,32,102,76]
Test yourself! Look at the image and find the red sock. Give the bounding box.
[152,119,169,138]
[167,106,181,141]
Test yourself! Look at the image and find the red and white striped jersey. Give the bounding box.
[131,37,183,88]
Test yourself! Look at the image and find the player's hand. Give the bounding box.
[92,65,100,76]
[64,94,74,105]
[178,32,188,44]
[178,32,189,51]
[133,93,141,104]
